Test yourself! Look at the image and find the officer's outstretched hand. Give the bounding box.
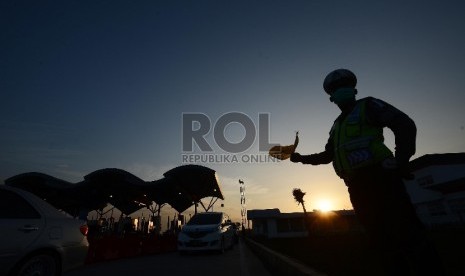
[290,153,302,163]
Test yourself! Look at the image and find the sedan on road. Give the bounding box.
[177,212,235,254]
[0,185,89,276]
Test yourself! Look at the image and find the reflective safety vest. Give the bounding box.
[331,99,393,179]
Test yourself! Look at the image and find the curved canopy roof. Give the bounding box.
[4,165,223,216]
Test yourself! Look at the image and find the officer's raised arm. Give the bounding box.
[290,136,333,165]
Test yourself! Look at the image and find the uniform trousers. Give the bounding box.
[345,165,445,275]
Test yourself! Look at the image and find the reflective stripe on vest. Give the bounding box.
[332,99,393,178]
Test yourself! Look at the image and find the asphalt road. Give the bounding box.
[64,239,271,276]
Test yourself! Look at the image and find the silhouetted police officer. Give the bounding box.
[291,69,444,275]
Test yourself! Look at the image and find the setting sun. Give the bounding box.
[317,200,332,212]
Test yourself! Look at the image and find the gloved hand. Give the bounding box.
[399,166,415,180]
[290,152,302,163]
[382,158,414,180]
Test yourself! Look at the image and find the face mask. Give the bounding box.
[329,88,356,105]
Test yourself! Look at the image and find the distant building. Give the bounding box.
[247,209,306,238]
[405,152,465,227]
[247,209,361,238]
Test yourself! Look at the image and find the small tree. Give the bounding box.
[293,188,311,233]
[292,188,307,214]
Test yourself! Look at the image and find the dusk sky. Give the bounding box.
[2,1,465,222]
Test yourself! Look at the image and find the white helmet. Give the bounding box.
[323,69,357,94]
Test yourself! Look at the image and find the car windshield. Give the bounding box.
[187,213,222,225]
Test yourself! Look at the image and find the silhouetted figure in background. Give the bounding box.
[291,69,444,275]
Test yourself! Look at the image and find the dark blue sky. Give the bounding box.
[2,1,465,217]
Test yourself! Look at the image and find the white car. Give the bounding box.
[0,185,89,276]
[177,212,235,254]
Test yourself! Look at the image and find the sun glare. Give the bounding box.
[317,200,332,213]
